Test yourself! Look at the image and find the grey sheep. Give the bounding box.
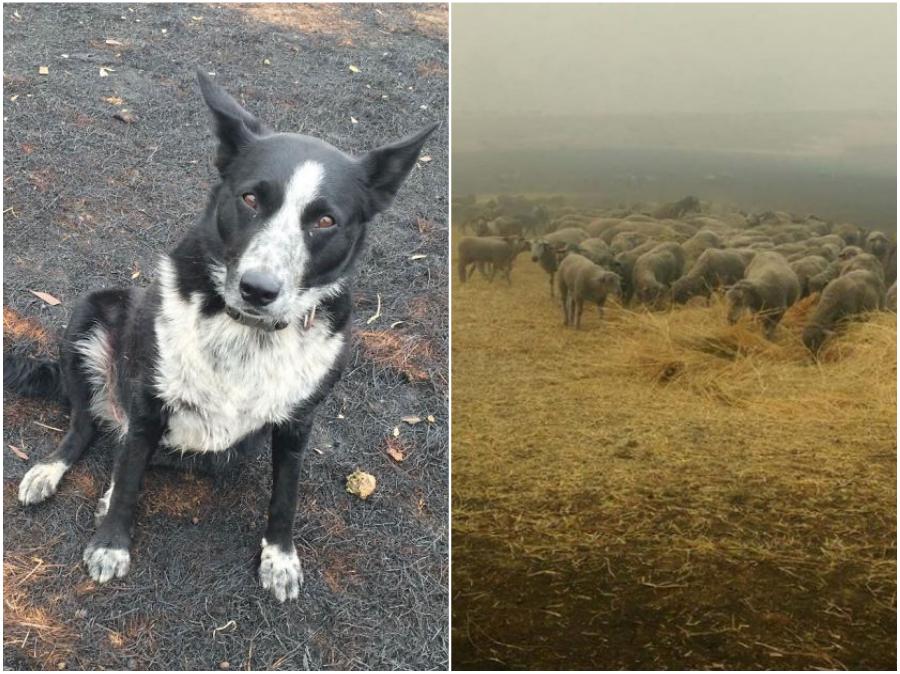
[633,242,687,305]
[530,239,566,297]
[671,248,749,304]
[841,253,885,281]
[790,255,830,298]
[574,237,614,267]
[457,236,527,284]
[726,251,800,338]
[557,253,622,329]
[543,227,589,247]
[803,270,885,354]
[681,229,724,267]
[614,240,659,304]
[886,281,897,312]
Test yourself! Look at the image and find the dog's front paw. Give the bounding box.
[18,460,68,505]
[83,535,131,583]
[259,538,303,602]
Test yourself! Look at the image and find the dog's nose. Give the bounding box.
[239,270,282,307]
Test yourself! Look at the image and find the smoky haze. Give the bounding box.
[452,3,897,229]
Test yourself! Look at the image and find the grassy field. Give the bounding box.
[451,243,896,669]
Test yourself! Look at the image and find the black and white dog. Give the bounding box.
[5,72,436,602]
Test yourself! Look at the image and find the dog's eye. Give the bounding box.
[242,193,258,210]
[315,215,335,229]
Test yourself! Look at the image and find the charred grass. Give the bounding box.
[451,248,896,670]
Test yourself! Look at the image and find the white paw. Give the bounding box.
[259,538,303,602]
[83,543,131,583]
[18,460,68,505]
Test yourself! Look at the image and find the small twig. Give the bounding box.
[366,293,382,325]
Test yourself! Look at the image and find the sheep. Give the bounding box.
[543,227,589,247]
[614,240,658,304]
[530,239,566,297]
[725,251,800,338]
[609,230,649,254]
[841,252,885,281]
[632,242,687,306]
[802,270,885,354]
[681,229,723,267]
[486,216,523,238]
[887,281,897,312]
[556,253,622,328]
[789,255,830,298]
[457,236,527,284]
[671,248,749,304]
[585,218,622,238]
[865,231,891,259]
[653,195,701,220]
[574,237,614,267]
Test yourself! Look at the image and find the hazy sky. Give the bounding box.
[452,3,897,116]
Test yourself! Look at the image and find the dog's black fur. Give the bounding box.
[5,72,436,601]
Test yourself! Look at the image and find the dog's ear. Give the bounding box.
[359,122,439,216]
[197,71,270,174]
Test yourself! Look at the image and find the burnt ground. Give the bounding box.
[2,4,448,670]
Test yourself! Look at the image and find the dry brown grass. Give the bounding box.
[452,251,896,669]
[229,3,361,45]
[4,306,55,357]
[357,329,434,382]
[4,552,76,669]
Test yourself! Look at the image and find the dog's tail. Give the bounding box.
[3,308,63,400]
[4,345,63,400]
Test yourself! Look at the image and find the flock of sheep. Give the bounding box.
[456,196,897,354]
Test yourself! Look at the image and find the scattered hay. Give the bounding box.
[452,249,896,669]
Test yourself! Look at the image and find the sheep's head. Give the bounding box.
[671,275,700,304]
[802,323,832,356]
[725,281,757,324]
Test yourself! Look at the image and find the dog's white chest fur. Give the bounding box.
[153,258,344,453]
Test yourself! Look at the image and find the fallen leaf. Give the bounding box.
[38,66,49,75]
[8,444,29,461]
[401,416,422,425]
[113,109,137,124]
[191,16,203,21]
[409,254,427,260]
[427,415,435,423]
[99,67,115,77]
[10,95,18,102]
[104,38,123,46]
[103,96,124,106]
[29,289,61,306]
[350,116,358,124]
[336,413,345,419]
[348,64,360,73]
[419,155,432,162]
[131,271,140,279]
[263,58,271,66]
[346,470,376,500]
[387,444,405,462]
[392,426,400,438]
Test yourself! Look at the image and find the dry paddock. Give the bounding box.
[451,243,896,669]
[3,3,448,670]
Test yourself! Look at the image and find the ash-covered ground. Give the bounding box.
[3,3,448,670]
